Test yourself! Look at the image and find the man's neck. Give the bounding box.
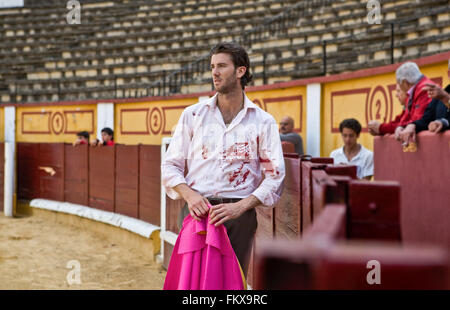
[344,143,361,155]
[217,87,244,113]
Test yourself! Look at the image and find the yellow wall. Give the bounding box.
[16,105,97,143]
[10,57,449,154]
[247,86,307,151]
[115,86,307,147]
[115,97,198,145]
[321,61,450,157]
[0,106,4,142]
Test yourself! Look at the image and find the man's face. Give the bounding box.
[101,132,112,143]
[279,118,293,134]
[341,127,359,148]
[77,135,88,143]
[211,53,244,94]
[395,83,408,106]
[398,80,411,93]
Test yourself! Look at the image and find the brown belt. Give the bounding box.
[207,197,242,205]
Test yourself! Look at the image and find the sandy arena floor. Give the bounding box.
[0,212,166,290]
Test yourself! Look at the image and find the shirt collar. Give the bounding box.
[407,74,424,97]
[340,144,364,161]
[205,92,257,110]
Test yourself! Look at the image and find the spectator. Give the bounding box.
[73,131,89,146]
[399,60,450,144]
[330,118,373,180]
[393,62,435,144]
[368,84,408,135]
[100,127,115,146]
[279,116,304,155]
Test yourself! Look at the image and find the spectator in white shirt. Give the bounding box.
[330,118,374,180]
[161,42,285,276]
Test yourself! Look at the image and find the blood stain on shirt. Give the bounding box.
[259,149,278,175]
[223,142,251,163]
[202,145,208,159]
[228,162,250,187]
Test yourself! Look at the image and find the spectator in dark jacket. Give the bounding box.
[400,76,450,142]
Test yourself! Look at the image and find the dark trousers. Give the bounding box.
[177,203,257,277]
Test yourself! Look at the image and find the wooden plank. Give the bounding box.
[274,157,301,238]
[139,145,161,226]
[89,146,115,212]
[302,204,347,241]
[311,170,337,222]
[17,143,41,199]
[325,164,357,179]
[301,162,327,231]
[348,180,401,241]
[115,145,139,218]
[315,243,450,289]
[38,143,65,201]
[64,143,89,206]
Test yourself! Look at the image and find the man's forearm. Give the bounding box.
[239,195,262,212]
[173,183,194,201]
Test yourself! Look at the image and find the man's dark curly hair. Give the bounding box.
[210,42,253,89]
[339,118,362,135]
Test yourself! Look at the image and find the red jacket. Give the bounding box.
[379,109,407,134]
[398,76,434,128]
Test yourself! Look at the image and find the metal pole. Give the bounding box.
[114,76,117,98]
[390,23,394,64]
[162,70,166,96]
[322,40,327,76]
[263,53,267,85]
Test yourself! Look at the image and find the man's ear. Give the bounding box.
[236,66,246,79]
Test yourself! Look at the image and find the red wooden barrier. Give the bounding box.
[139,145,161,225]
[17,143,64,201]
[0,143,3,212]
[315,243,450,290]
[348,181,401,241]
[302,204,347,241]
[311,170,338,222]
[281,141,295,153]
[374,132,450,248]
[163,197,185,269]
[273,156,301,239]
[17,143,41,199]
[64,144,89,206]
[301,162,327,231]
[89,146,115,212]
[38,143,65,201]
[325,164,357,179]
[115,145,139,218]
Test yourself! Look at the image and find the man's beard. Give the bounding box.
[215,76,239,94]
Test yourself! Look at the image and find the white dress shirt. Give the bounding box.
[330,144,374,179]
[161,93,285,207]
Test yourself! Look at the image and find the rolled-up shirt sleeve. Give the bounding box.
[251,118,286,207]
[161,109,192,200]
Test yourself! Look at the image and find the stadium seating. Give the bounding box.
[0,0,449,103]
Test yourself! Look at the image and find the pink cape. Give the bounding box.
[163,214,246,290]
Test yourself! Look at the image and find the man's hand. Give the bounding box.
[428,120,443,133]
[399,124,416,146]
[394,126,404,141]
[368,120,381,136]
[423,83,448,101]
[174,183,210,221]
[209,195,260,227]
